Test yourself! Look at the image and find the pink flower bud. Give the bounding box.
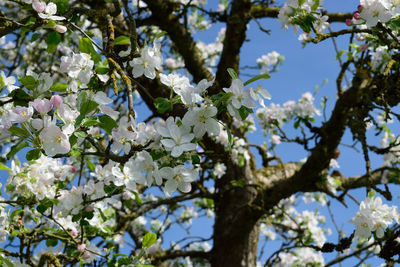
[71,230,78,237]
[357,5,364,11]
[31,98,52,114]
[55,25,67,33]
[32,0,46,13]
[86,205,94,212]
[353,11,360,20]
[346,18,353,26]
[77,244,86,252]
[50,95,63,108]
[82,251,91,259]
[70,166,77,172]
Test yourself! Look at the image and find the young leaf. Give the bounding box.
[7,141,29,160]
[20,76,38,90]
[154,97,173,114]
[26,149,42,161]
[114,35,131,45]
[79,38,101,63]
[47,31,61,45]
[142,232,157,248]
[227,68,238,80]
[8,126,30,138]
[243,73,270,86]
[50,83,68,92]
[0,163,11,172]
[99,115,118,135]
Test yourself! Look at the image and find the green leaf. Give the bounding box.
[114,35,130,45]
[50,83,68,92]
[87,161,95,172]
[191,155,200,164]
[80,219,89,226]
[294,119,300,129]
[117,257,132,265]
[243,73,270,86]
[95,67,109,75]
[227,68,238,80]
[8,126,30,138]
[46,44,57,53]
[8,89,31,100]
[0,75,4,90]
[31,33,40,42]
[20,75,38,90]
[83,210,94,220]
[142,232,157,248]
[368,190,376,199]
[10,209,24,220]
[0,255,15,267]
[133,191,142,205]
[104,184,117,195]
[311,0,320,11]
[80,100,98,117]
[151,31,166,43]
[333,178,342,187]
[154,97,173,114]
[46,238,58,247]
[79,37,93,53]
[238,106,252,120]
[25,17,36,26]
[47,31,61,45]
[69,134,77,147]
[79,38,101,63]
[0,163,11,172]
[75,97,98,127]
[81,117,99,127]
[26,149,41,161]
[20,27,31,39]
[11,230,19,236]
[298,0,306,7]
[99,115,118,135]
[53,0,69,14]
[74,131,87,139]
[230,178,245,188]
[72,214,81,222]
[335,50,345,61]
[36,204,48,214]
[43,20,57,29]
[7,141,29,160]
[69,150,81,157]
[238,155,245,167]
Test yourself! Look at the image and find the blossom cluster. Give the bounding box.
[256,92,320,134]
[257,51,285,74]
[351,195,398,239]
[32,0,67,33]
[275,247,324,267]
[347,1,400,28]
[278,0,329,38]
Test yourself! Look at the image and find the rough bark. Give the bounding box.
[211,160,262,267]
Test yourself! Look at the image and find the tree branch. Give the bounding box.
[213,0,252,93]
[143,0,213,83]
[249,6,352,23]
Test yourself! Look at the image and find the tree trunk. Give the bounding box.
[211,162,261,267]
